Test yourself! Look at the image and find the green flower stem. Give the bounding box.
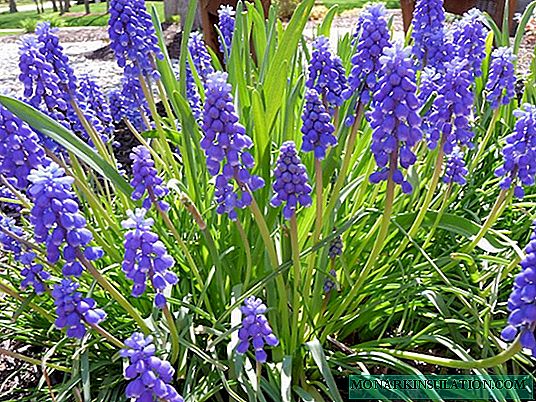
[122,118,167,166]
[0,281,53,322]
[324,102,364,222]
[422,183,453,250]
[465,189,509,252]
[468,108,501,176]
[156,79,178,128]
[289,214,302,355]
[89,324,125,349]
[0,347,70,373]
[76,250,150,334]
[313,158,323,244]
[236,219,253,288]
[366,338,522,369]
[0,175,31,209]
[391,143,445,259]
[162,305,180,363]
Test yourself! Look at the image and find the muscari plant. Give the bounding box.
[1,0,536,400]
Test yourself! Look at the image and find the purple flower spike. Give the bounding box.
[201,72,264,220]
[495,104,536,199]
[0,215,23,256]
[411,0,446,67]
[367,43,421,194]
[348,3,391,103]
[52,279,106,339]
[188,32,214,82]
[501,224,536,355]
[301,89,337,159]
[218,5,235,58]
[120,332,184,402]
[108,0,163,79]
[271,141,312,220]
[122,208,178,309]
[109,76,150,132]
[130,146,169,211]
[0,105,49,190]
[27,162,102,276]
[452,8,488,78]
[443,147,468,186]
[486,47,516,110]
[328,235,343,259]
[323,269,337,293]
[307,36,349,108]
[79,75,114,139]
[236,296,279,363]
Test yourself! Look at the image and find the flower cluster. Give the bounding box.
[121,333,184,402]
[323,269,337,293]
[130,146,169,211]
[301,89,337,159]
[419,66,443,133]
[306,36,349,108]
[52,279,106,339]
[236,296,279,363]
[0,105,49,190]
[486,47,516,110]
[201,72,264,220]
[451,9,487,78]
[109,76,150,132]
[271,141,312,219]
[328,235,343,259]
[183,63,202,120]
[122,209,177,308]
[367,43,421,194]
[411,0,445,66]
[27,162,102,276]
[218,5,236,57]
[108,0,163,78]
[188,32,214,82]
[495,104,536,198]
[0,215,23,256]
[501,225,536,355]
[348,3,391,103]
[79,75,115,139]
[443,147,468,186]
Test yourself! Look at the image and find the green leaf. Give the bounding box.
[281,356,292,402]
[305,338,344,402]
[514,1,536,54]
[0,95,131,196]
[318,5,338,37]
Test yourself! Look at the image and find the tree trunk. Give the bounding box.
[58,0,65,14]
[84,0,90,14]
[51,0,58,12]
[164,0,179,22]
[64,0,70,12]
[177,0,201,30]
[8,0,17,13]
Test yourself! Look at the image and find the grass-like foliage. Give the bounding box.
[1,0,536,401]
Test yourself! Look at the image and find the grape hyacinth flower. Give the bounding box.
[130,146,169,211]
[271,141,312,219]
[188,32,214,82]
[367,43,422,194]
[452,9,487,78]
[52,279,106,339]
[121,332,184,402]
[0,215,23,256]
[109,76,150,132]
[495,104,536,199]
[218,5,235,57]
[0,105,50,190]
[27,162,102,276]
[108,0,163,79]
[419,66,443,134]
[306,36,349,108]
[79,75,114,138]
[201,72,264,220]
[301,89,337,159]
[323,269,337,293]
[443,147,468,186]
[411,0,446,66]
[501,225,536,355]
[122,208,178,309]
[236,296,279,363]
[486,47,516,109]
[348,3,391,103]
[328,235,343,259]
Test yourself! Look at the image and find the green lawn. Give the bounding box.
[322,0,400,11]
[0,1,163,29]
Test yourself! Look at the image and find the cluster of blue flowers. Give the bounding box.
[218,5,236,58]
[27,163,103,276]
[271,141,312,220]
[367,44,421,194]
[201,72,264,220]
[501,225,536,354]
[52,279,106,339]
[451,9,487,78]
[79,75,115,139]
[328,235,343,259]
[237,296,279,363]
[130,146,169,211]
[443,147,468,186]
[495,104,536,198]
[323,269,337,293]
[122,208,178,308]
[188,32,214,82]
[109,76,150,132]
[486,47,516,110]
[301,89,337,159]
[121,332,184,401]
[348,3,391,103]
[108,0,163,79]
[411,0,445,66]
[306,36,349,108]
